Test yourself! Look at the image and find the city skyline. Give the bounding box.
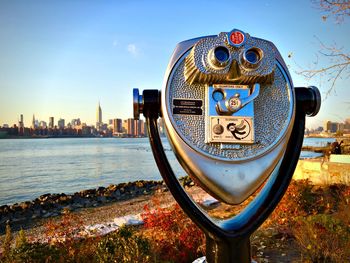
[0,1,349,129]
[0,99,150,138]
[0,100,134,128]
[0,101,142,129]
[2,104,349,133]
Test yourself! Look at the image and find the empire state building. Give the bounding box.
[96,102,102,131]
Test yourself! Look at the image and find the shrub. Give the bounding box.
[43,210,100,262]
[292,214,350,262]
[44,209,84,244]
[264,181,350,262]
[96,225,151,263]
[142,201,205,263]
[15,229,27,248]
[11,242,61,263]
[270,181,350,229]
[1,223,13,262]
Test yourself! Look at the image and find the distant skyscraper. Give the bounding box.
[18,114,24,135]
[112,118,122,134]
[122,120,128,134]
[58,118,65,129]
[345,118,350,131]
[39,121,47,129]
[18,114,24,129]
[32,114,36,129]
[71,118,81,128]
[49,117,54,129]
[138,119,145,136]
[96,102,102,131]
[127,118,135,136]
[126,118,145,137]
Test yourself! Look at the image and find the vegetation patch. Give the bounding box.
[1,180,349,262]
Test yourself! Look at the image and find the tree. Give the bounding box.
[297,1,349,98]
[317,0,350,22]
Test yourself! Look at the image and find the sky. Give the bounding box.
[0,0,349,129]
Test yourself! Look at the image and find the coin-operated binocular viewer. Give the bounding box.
[133,29,320,263]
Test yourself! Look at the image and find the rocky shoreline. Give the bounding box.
[0,177,194,234]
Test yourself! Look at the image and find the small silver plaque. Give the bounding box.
[208,116,254,143]
[206,85,255,144]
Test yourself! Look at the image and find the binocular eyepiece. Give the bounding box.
[209,46,231,68]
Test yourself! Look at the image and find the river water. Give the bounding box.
[0,137,336,205]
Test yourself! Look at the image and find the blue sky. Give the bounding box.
[0,0,349,129]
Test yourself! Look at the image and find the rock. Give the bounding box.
[96,186,105,194]
[59,195,72,203]
[11,217,24,223]
[19,201,32,210]
[97,196,106,203]
[79,189,96,197]
[135,181,144,188]
[10,204,22,212]
[33,208,42,217]
[39,193,52,202]
[72,203,84,209]
[107,184,117,192]
[111,189,121,198]
[20,208,34,219]
[59,206,69,214]
[42,212,53,218]
[0,178,168,226]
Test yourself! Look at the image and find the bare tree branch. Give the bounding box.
[295,2,349,99]
[315,0,350,22]
[296,37,350,98]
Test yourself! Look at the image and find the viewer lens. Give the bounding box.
[214,46,230,63]
[241,47,263,69]
[244,48,262,64]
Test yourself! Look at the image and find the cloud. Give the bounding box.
[127,43,139,57]
[112,40,118,47]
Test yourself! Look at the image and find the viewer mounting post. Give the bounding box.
[133,28,321,263]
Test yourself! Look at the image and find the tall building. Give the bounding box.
[96,101,102,131]
[126,118,146,137]
[18,114,24,128]
[122,120,128,134]
[58,118,65,129]
[71,118,81,128]
[345,118,350,131]
[39,121,47,129]
[138,119,145,136]
[32,114,36,129]
[49,117,54,129]
[127,118,135,136]
[112,118,122,134]
[18,114,24,135]
[324,120,339,133]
